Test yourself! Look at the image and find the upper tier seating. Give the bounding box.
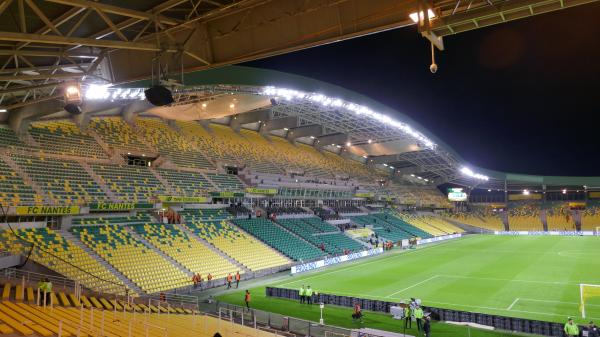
[0,157,41,206]
[72,213,153,226]
[89,118,152,153]
[333,206,363,214]
[233,218,325,261]
[226,204,252,216]
[130,223,239,279]
[0,127,28,150]
[137,119,215,170]
[180,209,290,271]
[265,206,307,215]
[372,213,433,238]
[71,225,190,293]
[29,121,106,158]
[0,227,124,294]
[156,168,212,196]
[399,214,464,235]
[91,164,166,202]
[12,155,108,205]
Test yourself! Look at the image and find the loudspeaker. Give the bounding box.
[64,103,82,114]
[144,85,174,106]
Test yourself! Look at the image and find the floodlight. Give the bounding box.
[409,9,436,23]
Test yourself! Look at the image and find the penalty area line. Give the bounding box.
[507,298,520,310]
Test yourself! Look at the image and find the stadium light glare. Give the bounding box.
[460,167,489,181]
[262,86,436,150]
[368,139,372,144]
[310,136,315,139]
[488,189,491,192]
[346,142,351,146]
[410,174,415,177]
[523,189,530,195]
[283,127,289,131]
[383,163,388,166]
[562,189,567,194]
[409,9,436,23]
[362,155,367,158]
[0,109,6,112]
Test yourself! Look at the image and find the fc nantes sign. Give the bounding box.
[245,188,277,195]
[157,196,209,203]
[16,206,80,215]
[89,203,153,211]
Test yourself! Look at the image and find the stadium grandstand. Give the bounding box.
[0,0,598,337]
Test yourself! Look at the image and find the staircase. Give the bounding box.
[175,224,250,274]
[0,153,53,204]
[59,229,144,295]
[148,167,177,195]
[78,161,121,203]
[125,228,193,277]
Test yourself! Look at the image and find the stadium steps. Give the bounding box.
[58,230,144,295]
[77,161,121,203]
[125,227,194,278]
[147,167,177,195]
[174,224,251,274]
[0,153,52,205]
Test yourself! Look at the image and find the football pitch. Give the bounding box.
[268,235,600,324]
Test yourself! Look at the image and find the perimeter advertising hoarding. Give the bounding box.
[291,248,383,274]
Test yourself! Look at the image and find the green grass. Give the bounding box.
[217,235,600,333]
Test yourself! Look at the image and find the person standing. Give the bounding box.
[414,305,424,332]
[244,290,251,309]
[564,317,580,337]
[192,274,198,289]
[207,273,213,288]
[306,286,313,305]
[235,271,241,288]
[588,322,599,337]
[226,273,233,289]
[423,316,431,337]
[45,278,53,305]
[299,285,306,304]
[404,305,412,329]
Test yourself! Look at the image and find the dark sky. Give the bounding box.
[244,3,600,177]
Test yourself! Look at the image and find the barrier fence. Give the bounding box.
[266,287,576,337]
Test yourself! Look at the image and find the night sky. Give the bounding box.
[245,3,600,177]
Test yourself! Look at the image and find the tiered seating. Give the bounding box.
[226,204,252,216]
[91,164,166,202]
[400,214,463,235]
[182,208,230,220]
[582,206,600,231]
[0,157,41,206]
[302,217,339,232]
[0,127,28,150]
[0,287,278,337]
[265,206,307,215]
[0,227,125,294]
[372,213,433,238]
[72,213,153,226]
[233,218,324,261]
[508,204,543,231]
[205,173,245,191]
[71,225,190,293]
[447,211,505,231]
[29,121,106,158]
[277,218,362,254]
[89,118,152,153]
[12,155,108,205]
[156,168,212,196]
[546,205,576,231]
[137,119,214,169]
[130,223,239,279]
[334,205,363,214]
[349,215,413,241]
[181,209,290,271]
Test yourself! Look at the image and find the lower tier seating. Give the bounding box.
[233,218,325,262]
[71,225,190,293]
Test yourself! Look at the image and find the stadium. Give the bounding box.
[0,1,598,337]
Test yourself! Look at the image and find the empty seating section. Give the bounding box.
[302,217,339,232]
[0,227,124,294]
[89,118,152,153]
[233,218,324,261]
[508,204,543,231]
[350,215,412,241]
[372,213,433,238]
[182,208,230,221]
[71,213,153,226]
[582,206,600,231]
[137,119,214,169]
[29,121,106,158]
[12,155,107,205]
[205,173,245,191]
[400,215,464,235]
[157,169,212,196]
[91,164,165,202]
[71,225,190,293]
[130,223,238,279]
[0,158,41,206]
[0,127,28,150]
[181,209,290,271]
[277,218,362,254]
[546,205,576,230]
[447,212,505,231]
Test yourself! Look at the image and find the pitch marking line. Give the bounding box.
[507,298,520,310]
[386,275,440,298]
[277,237,466,288]
[437,274,589,286]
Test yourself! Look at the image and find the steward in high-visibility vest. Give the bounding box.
[305,286,313,304]
[299,285,306,304]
